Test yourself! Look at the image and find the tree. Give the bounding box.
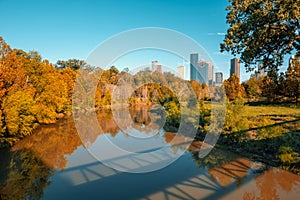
[261,71,280,101]
[190,80,202,100]
[242,75,263,99]
[284,56,300,102]
[223,96,249,143]
[0,149,53,200]
[221,0,300,72]
[2,89,38,145]
[56,59,86,70]
[223,74,245,100]
[0,37,73,146]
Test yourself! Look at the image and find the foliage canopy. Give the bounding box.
[221,0,300,71]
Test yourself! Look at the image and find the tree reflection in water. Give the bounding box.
[190,147,300,200]
[0,148,53,200]
[1,108,300,199]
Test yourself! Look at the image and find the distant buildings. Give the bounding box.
[190,53,214,86]
[177,65,185,80]
[152,61,162,73]
[230,58,240,80]
[215,72,223,86]
[255,62,265,78]
[207,62,214,86]
[190,53,199,81]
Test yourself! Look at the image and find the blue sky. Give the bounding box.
[0,0,290,81]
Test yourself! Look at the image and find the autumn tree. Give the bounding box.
[261,71,280,101]
[189,80,210,100]
[0,38,27,145]
[59,67,78,107]
[223,74,245,101]
[221,0,300,72]
[284,56,300,102]
[0,37,72,146]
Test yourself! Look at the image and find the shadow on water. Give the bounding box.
[1,107,300,199]
[41,144,300,200]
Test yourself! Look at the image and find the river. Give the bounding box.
[0,108,299,199]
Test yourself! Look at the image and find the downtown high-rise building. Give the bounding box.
[152,61,162,73]
[208,62,214,86]
[215,72,223,86]
[190,53,214,86]
[230,58,240,80]
[190,53,199,81]
[177,65,185,80]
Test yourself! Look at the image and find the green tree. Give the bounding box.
[223,96,249,143]
[221,0,300,71]
[56,59,86,70]
[163,100,181,132]
[242,75,263,99]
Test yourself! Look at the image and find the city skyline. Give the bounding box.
[1,0,291,82]
[124,54,266,85]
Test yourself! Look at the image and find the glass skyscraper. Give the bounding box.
[190,53,214,86]
[190,53,198,81]
[230,58,240,80]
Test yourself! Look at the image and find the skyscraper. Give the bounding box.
[152,61,162,73]
[208,63,214,86]
[190,53,198,81]
[177,65,185,80]
[198,59,209,84]
[199,60,214,86]
[215,72,223,86]
[190,54,214,85]
[230,58,240,80]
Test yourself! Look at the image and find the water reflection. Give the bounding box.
[12,117,82,170]
[0,148,53,200]
[0,108,300,199]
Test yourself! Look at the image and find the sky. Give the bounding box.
[0,0,290,81]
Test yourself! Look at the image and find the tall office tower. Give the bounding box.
[198,59,208,84]
[208,63,214,86]
[230,58,240,80]
[177,65,185,80]
[215,72,223,86]
[152,61,162,73]
[190,53,199,81]
[199,60,214,85]
[190,54,213,85]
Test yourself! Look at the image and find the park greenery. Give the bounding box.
[1,34,300,172]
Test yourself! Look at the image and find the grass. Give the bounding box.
[246,105,300,118]
[199,100,300,174]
